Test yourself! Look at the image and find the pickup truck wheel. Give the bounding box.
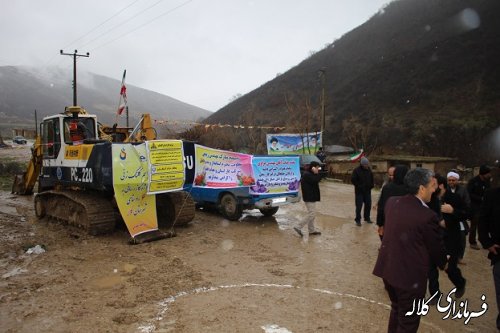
[259,207,279,217]
[220,193,242,221]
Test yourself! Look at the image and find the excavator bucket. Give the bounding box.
[11,135,42,196]
[12,173,30,195]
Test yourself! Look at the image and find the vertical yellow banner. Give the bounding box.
[146,140,185,194]
[112,144,158,237]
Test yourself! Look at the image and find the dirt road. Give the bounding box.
[0,174,497,333]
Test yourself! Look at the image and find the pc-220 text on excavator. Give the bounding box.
[12,106,195,243]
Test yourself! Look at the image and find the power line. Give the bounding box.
[43,0,152,67]
[42,0,193,74]
[80,0,168,50]
[61,0,143,51]
[90,0,193,52]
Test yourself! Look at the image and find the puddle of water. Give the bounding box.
[221,239,234,251]
[0,191,34,216]
[89,275,126,289]
[123,263,137,274]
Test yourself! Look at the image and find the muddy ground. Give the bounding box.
[0,145,497,332]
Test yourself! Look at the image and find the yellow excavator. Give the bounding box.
[12,106,195,243]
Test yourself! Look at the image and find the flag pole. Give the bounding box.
[115,69,127,125]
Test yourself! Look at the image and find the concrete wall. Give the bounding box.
[327,158,459,188]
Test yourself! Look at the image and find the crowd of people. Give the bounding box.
[296,154,498,332]
[353,157,495,332]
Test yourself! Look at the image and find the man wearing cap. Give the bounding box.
[467,165,492,250]
[351,157,374,226]
[447,171,471,263]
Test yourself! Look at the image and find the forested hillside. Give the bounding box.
[201,0,500,165]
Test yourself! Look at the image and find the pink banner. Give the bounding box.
[194,145,255,188]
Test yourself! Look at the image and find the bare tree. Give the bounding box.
[239,107,265,154]
[179,124,205,142]
[342,114,379,155]
[284,93,321,153]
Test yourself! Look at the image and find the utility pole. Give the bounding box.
[60,49,90,106]
[318,68,327,138]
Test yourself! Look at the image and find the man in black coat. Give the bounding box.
[373,168,447,333]
[467,164,491,249]
[376,164,409,239]
[447,171,471,263]
[294,161,322,237]
[427,175,444,303]
[351,157,374,226]
[478,167,500,329]
[435,175,467,298]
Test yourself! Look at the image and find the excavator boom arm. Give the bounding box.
[12,135,43,195]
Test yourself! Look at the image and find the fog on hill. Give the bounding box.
[0,66,212,137]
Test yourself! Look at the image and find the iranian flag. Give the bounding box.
[349,149,365,162]
[117,70,127,116]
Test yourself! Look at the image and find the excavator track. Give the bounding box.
[157,191,196,228]
[34,190,116,235]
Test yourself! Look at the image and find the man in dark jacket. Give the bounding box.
[373,168,447,333]
[351,157,374,226]
[467,164,491,249]
[427,175,444,303]
[294,161,322,237]
[478,166,500,329]
[376,164,409,239]
[447,171,471,263]
[435,175,467,298]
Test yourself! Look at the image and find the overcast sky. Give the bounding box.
[1,0,390,111]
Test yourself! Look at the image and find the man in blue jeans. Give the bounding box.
[351,157,374,226]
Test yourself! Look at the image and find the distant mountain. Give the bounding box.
[0,66,211,129]
[204,0,500,165]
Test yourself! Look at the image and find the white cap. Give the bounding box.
[447,171,460,180]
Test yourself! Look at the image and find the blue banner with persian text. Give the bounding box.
[250,156,300,194]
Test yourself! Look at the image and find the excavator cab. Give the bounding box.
[12,106,100,194]
[40,117,61,159]
[39,109,98,157]
[64,117,96,144]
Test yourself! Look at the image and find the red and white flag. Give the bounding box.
[349,149,365,162]
[117,70,127,116]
